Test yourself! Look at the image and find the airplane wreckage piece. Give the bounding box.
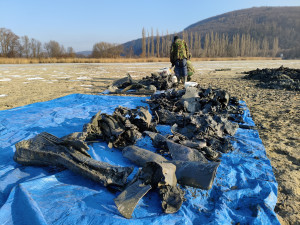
[107,72,177,94]
[83,106,155,148]
[147,86,244,124]
[122,145,220,190]
[13,82,248,219]
[114,161,184,219]
[144,131,222,161]
[14,132,133,189]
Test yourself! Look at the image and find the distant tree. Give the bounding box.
[240,34,246,57]
[161,31,165,57]
[0,28,20,57]
[189,32,193,54]
[141,27,146,57]
[44,40,62,57]
[147,31,150,57]
[272,37,279,57]
[156,29,160,57]
[31,39,42,58]
[204,33,209,57]
[21,35,30,58]
[67,47,76,58]
[261,37,269,57]
[92,42,123,58]
[151,28,154,57]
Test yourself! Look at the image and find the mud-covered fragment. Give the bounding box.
[171,160,220,190]
[159,185,185,214]
[166,140,208,163]
[122,145,167,166]
[109,73,133,90]
[122,145,220,190]
[14,132,133,189]
[143,131,170,150]
[114,180,152,219]
[114,160,183,218]
[83,111,103,141]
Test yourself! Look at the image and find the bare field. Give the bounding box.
[0,60,299,224]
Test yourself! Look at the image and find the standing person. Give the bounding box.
[170,35,190,84]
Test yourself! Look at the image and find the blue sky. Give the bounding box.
[0,0,299,51]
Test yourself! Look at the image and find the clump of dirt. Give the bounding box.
[243,66,300,91]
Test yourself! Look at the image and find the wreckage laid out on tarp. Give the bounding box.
[1,94,280,224]
[105,72,177,94]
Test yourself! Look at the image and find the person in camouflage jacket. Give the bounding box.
[170,35,190,83]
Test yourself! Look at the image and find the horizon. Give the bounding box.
[1,1,299,52]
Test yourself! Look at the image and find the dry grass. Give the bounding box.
[0,57,281,64]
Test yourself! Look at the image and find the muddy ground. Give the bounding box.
[0,60,299,224]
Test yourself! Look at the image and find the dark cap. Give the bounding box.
[174,35,179,41]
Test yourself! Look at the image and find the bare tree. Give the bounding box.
[156,29,160,57]
[147,31,150,57]
[141,27,146,57]
[67,47,76,58]
[0,28,20,57]
[21,35,30,58]
[272,37,279,57]
[44,40,62,57]
[151,28,154,57]
[261,37,269,57]
[92,42,123,58]
[204,33,209,57]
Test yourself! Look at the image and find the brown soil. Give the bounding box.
[0,60,299,224]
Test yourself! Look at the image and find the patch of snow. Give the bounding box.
[0,78,11,82]
[77,76,91,80]
[9,75,21,78]
[27,77,44,80]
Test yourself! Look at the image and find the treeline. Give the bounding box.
[0,27,124,59]
[0,28,76,58]
[140,28,280,58]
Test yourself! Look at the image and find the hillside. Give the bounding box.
[123,7,300,58]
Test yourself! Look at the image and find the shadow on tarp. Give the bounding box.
[0,94,280,224]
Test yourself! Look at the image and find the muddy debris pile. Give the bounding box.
[147,86,244,157]
[243,66,300,91]
[14,84,246,219]
[14,132,134,191]
[83,106,156,148]
[107,73,177,94]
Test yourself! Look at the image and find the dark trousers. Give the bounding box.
[174,59,188,78]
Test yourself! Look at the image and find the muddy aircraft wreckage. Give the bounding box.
[14,72,247,219]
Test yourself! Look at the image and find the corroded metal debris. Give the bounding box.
[243,66,300,91]
[146,86,242,156]
[14,132,133,190]
[114,160,184,218]
[83,106,155,148]
[14,75,246,219]
[107,72,177,94]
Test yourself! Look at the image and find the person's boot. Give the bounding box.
[184,76,187,84]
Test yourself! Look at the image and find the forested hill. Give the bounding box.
[185,7,300,55]
[123,6,300,58]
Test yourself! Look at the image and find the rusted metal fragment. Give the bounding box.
[122,145,166,167]
[114,179,152,219]
[14,132,133,189]
[171,160,220,190]
[166,140,208,163]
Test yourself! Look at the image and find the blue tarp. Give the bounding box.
[0,94,280,224]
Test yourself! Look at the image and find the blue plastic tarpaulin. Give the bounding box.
[0,94,280,224]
